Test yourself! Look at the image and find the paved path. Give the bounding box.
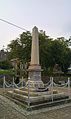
[0,95,71,119]
[0,95,27,119]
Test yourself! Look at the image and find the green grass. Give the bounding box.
[0,69,15,75]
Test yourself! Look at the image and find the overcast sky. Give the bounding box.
[0,0,71,49]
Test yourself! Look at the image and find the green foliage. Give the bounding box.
[7,31,71,76]
[8,31,31,63]
[0,60,13,70]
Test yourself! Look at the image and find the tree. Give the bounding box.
[0,60,13,69]
[8,31,31,63]
[7,31,71,76]
[47,38,71,73]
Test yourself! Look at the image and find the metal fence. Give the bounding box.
[3,76,26,90]
[2,76,71,107]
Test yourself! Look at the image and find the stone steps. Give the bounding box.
[5,91,71,111]
[3,94,27,108]
[14,89,39,96]
[7,91,28,104]
[30,98,71,110]
[20,87,38,92]
[5,86,71,111]
[7,90,69,105]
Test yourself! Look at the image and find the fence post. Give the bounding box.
[68,77,70,98]
[3,76,5,93]
[51,77,53,102]
[27,77,30,109]
[12,77,15,97]
[22,76,23,87]
[50,77,52,90]
[13,77,15,89]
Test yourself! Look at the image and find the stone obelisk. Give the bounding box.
[28,26,43,88]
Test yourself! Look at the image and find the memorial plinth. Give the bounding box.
[7,26,70,110]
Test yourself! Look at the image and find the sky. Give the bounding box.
[0,0,71,50]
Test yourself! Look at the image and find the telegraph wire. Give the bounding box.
[0,18,28,31]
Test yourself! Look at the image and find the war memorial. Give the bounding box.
[5,26,71,110]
